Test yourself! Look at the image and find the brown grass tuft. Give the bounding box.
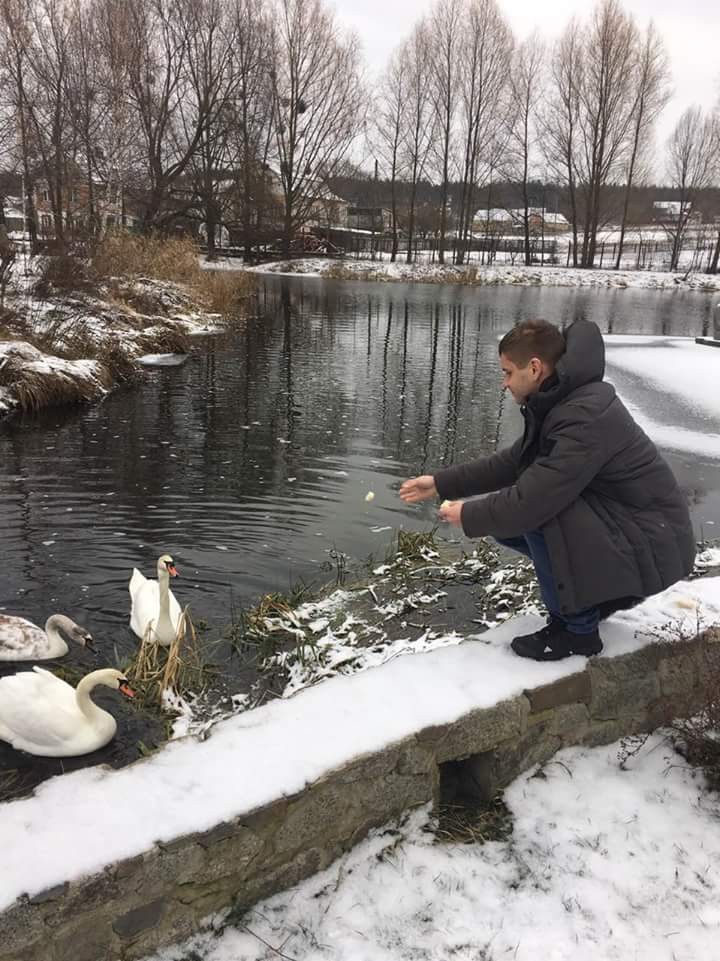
[92,232,256,320]
[0,354,111,412]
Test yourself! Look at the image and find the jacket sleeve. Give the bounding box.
[433,438,522,500]
[460,410,609,539]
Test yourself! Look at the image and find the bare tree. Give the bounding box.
[399,20,434,264]
[541,20,583,266]
[614,22,670,269]
[269,0,365,255]
[454,0,512,266]
[577,0,638,267]
[0,0,39,249]
[373,51,407,262]
[707,98,720,275]
[665,106,717,272]
[428,0,462,264]
[8,0,76,248]
[506,33,544,266]
[228,0,275,262]
[183,0,238,258]
[118,0,231,231]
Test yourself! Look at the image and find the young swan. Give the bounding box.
[0,613,94,662]
[129,554,182,646]
[0,667,135,757]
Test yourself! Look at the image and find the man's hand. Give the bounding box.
[399,474,438,504]
[438,499,463,528]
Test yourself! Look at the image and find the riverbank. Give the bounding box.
[227,255,720,292]
[0,240,255,416]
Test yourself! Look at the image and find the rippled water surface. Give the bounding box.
[1,277,717,664]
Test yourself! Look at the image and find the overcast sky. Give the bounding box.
[334,0,719,177]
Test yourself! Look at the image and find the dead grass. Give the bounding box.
[0,343,112,412]
[126,608,211,712]
[92,232,255,319]
[433,796,514,845]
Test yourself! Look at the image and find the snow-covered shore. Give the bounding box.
[227,255,720,292]
[1,572,719,915]
[149,731,720,961]
[0,270,226,416]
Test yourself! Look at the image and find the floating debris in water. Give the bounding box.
[365,491,375,502]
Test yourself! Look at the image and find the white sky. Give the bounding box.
[335,0,719,174]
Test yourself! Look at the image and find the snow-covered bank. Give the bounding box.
[225,255,720,291]
[148,732,720,961]
[1,573,719,914]
[0,275,226,416]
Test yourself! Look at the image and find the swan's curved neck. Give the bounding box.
[75,675,109,722]
[43,615,71,657]
[157,568,171,614]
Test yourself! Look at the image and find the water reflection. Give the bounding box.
[0,276,716,664]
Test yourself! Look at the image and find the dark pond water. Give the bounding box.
[1,277,718,670]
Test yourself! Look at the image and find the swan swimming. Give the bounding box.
[129,554,182,646]
[0,667,135,757]
[0,613,94,661]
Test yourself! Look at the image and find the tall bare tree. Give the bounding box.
[665,106,717,272]
[428,0,462,264]
[399,20,434,264]
[0,0,39,248]
[541,20,583,266]
[506,33,544,266]
[454,0,512,266]
[614,22,670,269]
[228,0,275,262]
[577,0,638,267]
[373,51,407,262]
[270,0,364,255]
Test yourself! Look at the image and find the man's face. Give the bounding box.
[500,353,547,405]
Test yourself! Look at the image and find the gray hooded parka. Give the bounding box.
[434,320,696,616]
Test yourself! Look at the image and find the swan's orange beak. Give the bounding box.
[119,681,135,698]
[168,565,178,577]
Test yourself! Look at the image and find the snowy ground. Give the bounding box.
[148,733,720,961]
[211,254,720,292]
[1,572,720,918]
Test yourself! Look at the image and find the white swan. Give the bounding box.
[129,554,182,646]
[0,613,94,661]
[0,667,134,757]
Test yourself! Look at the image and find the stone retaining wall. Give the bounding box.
[2,629,717,961]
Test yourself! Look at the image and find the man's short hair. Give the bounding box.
[498,320,566,367]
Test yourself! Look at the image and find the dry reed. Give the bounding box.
[127,607,209,712]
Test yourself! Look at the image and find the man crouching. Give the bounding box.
[399,319,696,661]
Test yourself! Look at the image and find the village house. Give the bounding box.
[472,207,569,235]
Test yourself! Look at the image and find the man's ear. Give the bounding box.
[528,356,543,378]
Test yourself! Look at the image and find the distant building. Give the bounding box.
[653,201,702,226]
[473,207,568,235]
[346,207,392,232]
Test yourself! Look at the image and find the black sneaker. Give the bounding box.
[511,616,564,647]
[511,625,603,661]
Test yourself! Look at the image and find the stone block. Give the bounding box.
[493,724,561,790]
[395,739,436,777]
[112,897,167,940]
[28,883,68,906]
[235,846,327,915]
[547,703,591,743]
[588,650,661,721]
[525,671,591,714]
[420,696,529,763]
[51,913,120,961]
[130,842,208,900]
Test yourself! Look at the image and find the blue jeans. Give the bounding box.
[495,532,599,635]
